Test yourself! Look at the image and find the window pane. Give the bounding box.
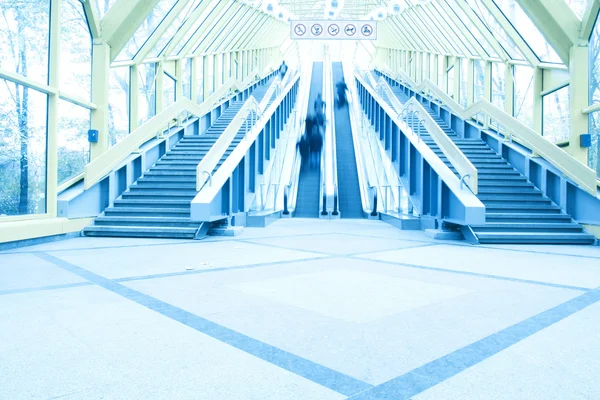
[459,58,469,107]
[60,0,92,100]
[447,65,454,97]
[474,60,486,102]
[446,0,498,58]
[589,12,600,105]
[148,0,203,58]
[116,0,178,61]
[589,111,600,178]
[183,58,192,100]
[514,65,534,128]
[94,0,118,18]
[543,86,570,142]
[492,62,506,110]
[562,0,588,19]
[164,73,176,108]
[196,57,204,102]
[492,0,562,63]
[58,100,90,185]
[0,0,50,84]
[207,55,215,95]
[0,79,48,216]
[139,63,156,125]
[109,67,130,146]
[466,0,525,60]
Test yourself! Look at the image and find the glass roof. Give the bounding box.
[378,0,569,67]
[96,0,570,69]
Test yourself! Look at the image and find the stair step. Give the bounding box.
[485,213,571,221]
[485,204,562,212]
[94,216,198,228]
[479,175,528,181]
[473,222,583,230]
[122,190,197,199]
[131,183,197,190]
[113,199,191,208]
[473,231,596,244]
[479,194,548,202]
[104,207,190,217]
[478,187,541,194]
[83,225,197,239]
[138,176,196,183]
[144,170,196,176]
[478,169,521,175]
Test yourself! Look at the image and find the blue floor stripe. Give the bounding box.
[36,252,372,396]
[360,257,591,292]
[347,287,600,400]
[0,282,93,296]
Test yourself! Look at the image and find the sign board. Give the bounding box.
[291,20,377,40]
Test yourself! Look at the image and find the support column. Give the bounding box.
[423,52,430,82]
[568,45,589,163]
[533,66,543,134]
[432,54,439,86]
[214,53,222,91]
[467,58,474,106]
[47,0,61,216]
[484,61,492,102]
[191,57,198,103]
[203,56,211,98]
[505,63,515,117]
[175,59,183,101]
[90,42,110,159]
[155,62,164,113]
[442,56,448,93]
[129,64,139,131]
[453,57,460,101]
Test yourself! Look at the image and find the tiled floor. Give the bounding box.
[1,218,599,399]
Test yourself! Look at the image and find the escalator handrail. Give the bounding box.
[324,56,338,215]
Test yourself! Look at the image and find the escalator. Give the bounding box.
[332,62,363,218]
[293,62,323,218]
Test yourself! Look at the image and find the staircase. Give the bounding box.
[83,80,276,239]
[372,72,595,244]
[420,105,595,245]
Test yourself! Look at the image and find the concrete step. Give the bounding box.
[144,170,196,176]
[138,176,196,183]
[473,231,596,244]
[94,216,198,228]
[131,182,197,190]
[121,191,197,200]
[472,222,584,231]
[479,194,548,202]
[83,225,197,239]
[485,213,571,222]
[113,199,191,208]
[478,187,540,194]
[484,204,563,212]
[104,207,190,217]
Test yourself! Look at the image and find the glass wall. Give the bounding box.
[57,100,90,185]
[60,0,92,100]
[459,58,469,107]
[474,60,486,102]
[164,72,176,108]
[447,65,455,97]
[139,63,157,125]
[589,11,600,177]
[513,65,534,128]
[183,58,192,100]
[0,79,48,216]
[197,57,204,103]
[492,62,506,110]
[543,86,570,142]
[108,67,130,145]
[0,0,50,84]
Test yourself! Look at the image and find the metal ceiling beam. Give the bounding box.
[101,0,162,62]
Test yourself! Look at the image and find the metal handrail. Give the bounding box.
[324,54,338,216]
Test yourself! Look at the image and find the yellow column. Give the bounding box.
[484,61,492,102]
[191,57,198,103]
[175,59,183,100]
[453,57,460,100]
